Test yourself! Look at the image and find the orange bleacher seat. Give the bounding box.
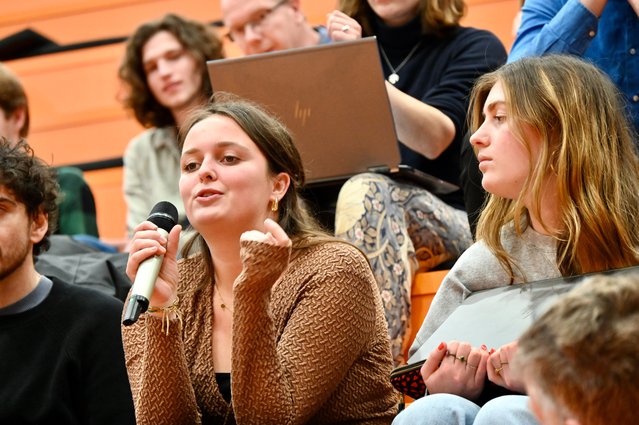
[399,268,449,406]
[404,269,449,362]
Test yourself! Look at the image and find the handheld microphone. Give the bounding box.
[122,201,179,326]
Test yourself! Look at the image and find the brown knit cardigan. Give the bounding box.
[122,240,399,424]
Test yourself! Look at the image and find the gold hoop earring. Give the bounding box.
[271,197,278,212]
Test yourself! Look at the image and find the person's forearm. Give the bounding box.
[580,0,608,16]
[232,241,294,423]
[386,83,455,160]
[122,316,200,424]
[509,0,602,61]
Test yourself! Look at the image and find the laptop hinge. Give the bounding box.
[367,165,392,174]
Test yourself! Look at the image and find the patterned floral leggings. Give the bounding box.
[335,173,472,365]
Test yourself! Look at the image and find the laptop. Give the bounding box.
[407,264,639,364]
[206,37,458,194]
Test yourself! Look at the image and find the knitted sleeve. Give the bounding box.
[231,241,380,424]
[121,305,201,424]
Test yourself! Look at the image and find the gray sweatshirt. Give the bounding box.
[409,223,560,357]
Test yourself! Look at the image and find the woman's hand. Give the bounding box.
[240,218,291,248]
[238,219,292,291]
[326,10,362,41]
[486,341,526,393]
[126,221,182,309]
[421,341,489,401]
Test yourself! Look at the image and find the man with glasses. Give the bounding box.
[221,0,338,231]
[221,0,330,55]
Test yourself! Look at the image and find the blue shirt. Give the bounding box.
[509,0,639,135]
[315,25,331,45]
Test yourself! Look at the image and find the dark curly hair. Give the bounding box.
[118,14,224,128]
[0,138,59,256]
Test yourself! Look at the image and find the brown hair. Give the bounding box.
[516,271,639,425]
[0,63,29,138]
[118,14,224,128]
[469,55,639,281]
[339,0,465,36]
[178,93,340,286]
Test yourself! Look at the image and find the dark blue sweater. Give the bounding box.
[372,14,507,208]
[0,277,135,424]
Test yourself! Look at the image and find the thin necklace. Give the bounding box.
[214,281,233,313]
[379,40,423,85]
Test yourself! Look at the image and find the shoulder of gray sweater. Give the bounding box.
[444,239,509,293]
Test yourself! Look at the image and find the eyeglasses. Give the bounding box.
[226,0,289,42]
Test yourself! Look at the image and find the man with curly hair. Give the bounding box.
[0,139,135,423]
[119,14,224,235]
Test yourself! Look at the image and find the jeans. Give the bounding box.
[392,394,539,425]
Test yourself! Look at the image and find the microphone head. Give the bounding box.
[147,201,179,233]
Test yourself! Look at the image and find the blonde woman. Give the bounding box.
[395,55,639,424]
[327,0,507,365]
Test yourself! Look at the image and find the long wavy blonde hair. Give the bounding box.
[469,55,639,280]
[339,0,465,36]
